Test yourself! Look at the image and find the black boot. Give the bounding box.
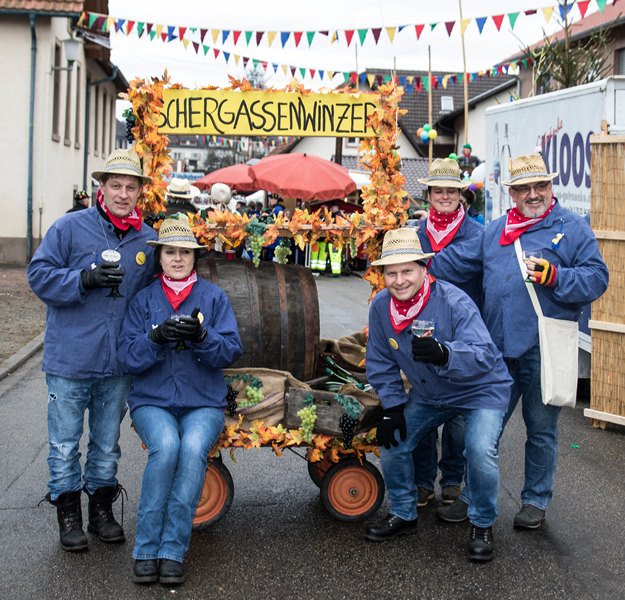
[87,485,125,543]
[47,491,88,552]
[467,525,494,562]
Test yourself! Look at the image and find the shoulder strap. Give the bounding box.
[513,238,544,318]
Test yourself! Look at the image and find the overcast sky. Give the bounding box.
[109,0,606,112]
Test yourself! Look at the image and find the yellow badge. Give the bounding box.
[389,338,399,350]
[197,312,204,324]
[135,251,146,266]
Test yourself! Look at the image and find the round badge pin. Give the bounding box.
[136,251,146,265]
[101,249,121,263]
[389,338,399,350]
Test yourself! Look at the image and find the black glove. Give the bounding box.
[411,336,449,366]
[376,404,407,449]
[173,308,207,343]
[148,318,180,345]
[81,261,124,290]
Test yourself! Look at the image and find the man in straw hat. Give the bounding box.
[165,178,202,214]
[364,227,512,562]
[28,148,157,552]
[410,157,484,511]
[437,153,608,530]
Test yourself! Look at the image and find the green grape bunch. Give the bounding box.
[274,240,292,265]
[297,404,317,444]
[237,384,265,408]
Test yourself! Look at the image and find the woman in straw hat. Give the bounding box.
[364,227,511,562]
[409,157,484,512]
[118,213,242,586]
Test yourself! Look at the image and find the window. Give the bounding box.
[101,90,107,156]
[94,87,99,156]
[64,63,72,145]
[74,65,81,148]
[345,137,359,148]
[617,48,625,75]
[440,96,454,114]
[52,42,62,141]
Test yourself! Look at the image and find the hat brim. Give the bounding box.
[502,173,558,186]
[371,251,435,267]
[147,240,206,249]
[92,169,151,184]
[417,178,466,189]
[167,191,193,199]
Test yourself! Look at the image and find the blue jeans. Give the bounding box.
[412,415,465,490]
[131,405,225,563]
[380,400,504,528]
[46,374,131,500]
[503,345,561,511]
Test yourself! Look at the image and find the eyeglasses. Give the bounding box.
[511,182,550,197]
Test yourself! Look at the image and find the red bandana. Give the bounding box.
[388,274,435,334]
[160,271,197,311]
[499,198,556,245]
[425,205,465,251]
[97,189,143,232]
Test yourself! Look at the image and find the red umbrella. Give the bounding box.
[249,153,357,201]
[195,163,256,192]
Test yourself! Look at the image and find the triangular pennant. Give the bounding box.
[359,73,367,85]
[306,31,315,46]
[293,31,303,47]
[310,68,316,78]
[200,28,207,42]
[299,67,306,79]
[596,0,607,12]
[192,41,199,54]
[371,28,382,43]
[167,25,175,41]
[88,12,97,28]
[331,31,337,43]
[256,31,264,45]
[508,12,519,29]
[492,14,504,31]
[577,0,591,18]
[161,32,168,43]
[96,16,106,31]
[252,58,259,69]
[280,32,290,46]
[542,7,554,22]
[245,31,253,45]
[107,16,115,31]
[223,51,230,62]
[178,26,186,39]
[386,27,396,42]
[357,29,368,45]
[318,69,324,79]
[460,18,471,35]
[415,24,425,39]
[203,45,209,55]
[149,30,156,41]
[136,22,144,37]
[351,72,359,84]
[234,54,241,65]
[233,30,242,44]
[115,18,125,33]
[211,29,219,45]
[267,31,277,46]
[156,24,163,37]
[182,39,189,50]
[430,23,438,31]
[222,30,230,44]
[146,22,153,34]
[444,21,455,36]
[127,20,136,35]
[282,64,288,75]
[290,67,297,77]
[345,29,355,45]
[272,63,279,73]
[558,3,573,21]
[525,9,537,15]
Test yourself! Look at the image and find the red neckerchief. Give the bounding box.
[388,274,435,334]
[97,189,143,232]
[160,271,197,311]
[499,198,556,245]
[425,205,465,251]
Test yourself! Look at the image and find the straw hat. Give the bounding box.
[417,158,465,188]
[167,178,200,200]
[146,213,206,249]
[502,154,558,186]
[210,183,232,204]
[371,228,435,267]
[91,149,151,183]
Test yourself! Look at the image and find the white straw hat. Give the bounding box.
[91,149,151,183]
[371,228,435,267]
[502,154,558,186]
[146,213,206,249]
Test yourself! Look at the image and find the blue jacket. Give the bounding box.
[118,278,243,414]
[366,280,511,411]
[27,207,157,378]
[418,215,484,307]
[481,201,609,358]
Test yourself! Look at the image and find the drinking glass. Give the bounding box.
[411,319,435,338]
[522,249,543,281]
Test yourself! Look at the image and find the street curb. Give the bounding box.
[0,332,44,381]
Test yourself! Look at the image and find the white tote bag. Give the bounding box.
[514,240,578,408]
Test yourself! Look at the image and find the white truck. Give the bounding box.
[484,76,625,378]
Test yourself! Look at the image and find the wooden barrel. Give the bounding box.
[197,255,320,381]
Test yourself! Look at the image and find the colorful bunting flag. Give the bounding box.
[508,12,519,29]
[357,29,368,45]
[306,31,315,46]
[415,24,425,39]
[577,0,590,18]
[371,27,382,43]
[492,14,504,31]
[460,18,471,35]
[444,21,455,36]
[386,27,396,42]
[596,0,607,11]
[542,7,554,22]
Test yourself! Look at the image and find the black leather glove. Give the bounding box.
[173,308,207,343]
[148,318,180,344]
[411,336,449,366]
[376,404,407,449]
[81,261,124,290]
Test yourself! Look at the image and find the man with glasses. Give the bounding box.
[436,153,608,530]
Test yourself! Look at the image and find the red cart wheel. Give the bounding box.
[306,451,334,488]
[192,457,234,531]
[320,458,385,522]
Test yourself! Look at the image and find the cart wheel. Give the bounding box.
[307,452,334,488]
[192,457,234,531]
[320,458,385,522]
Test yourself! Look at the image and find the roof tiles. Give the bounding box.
[0,0,82,13]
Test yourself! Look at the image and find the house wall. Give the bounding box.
[0,14,121,264]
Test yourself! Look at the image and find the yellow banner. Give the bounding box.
[158,89,379,137]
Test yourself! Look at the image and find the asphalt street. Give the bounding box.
[0,274,624,600]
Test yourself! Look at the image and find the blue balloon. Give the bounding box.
[420,132,430,143]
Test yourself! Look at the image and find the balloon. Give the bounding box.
[428,129,438,140]
[423,123,431,132]
[471,161,486,183]
[476,181,484,189]
[417,128,424,137]
[448,153,458,160]
[468,183,478,192]
[420,132,430,143]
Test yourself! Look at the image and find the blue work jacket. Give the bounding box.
[118,278,243,414]
[417,215,484,308]
[27,207,157,378]
[366,280,511,412]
